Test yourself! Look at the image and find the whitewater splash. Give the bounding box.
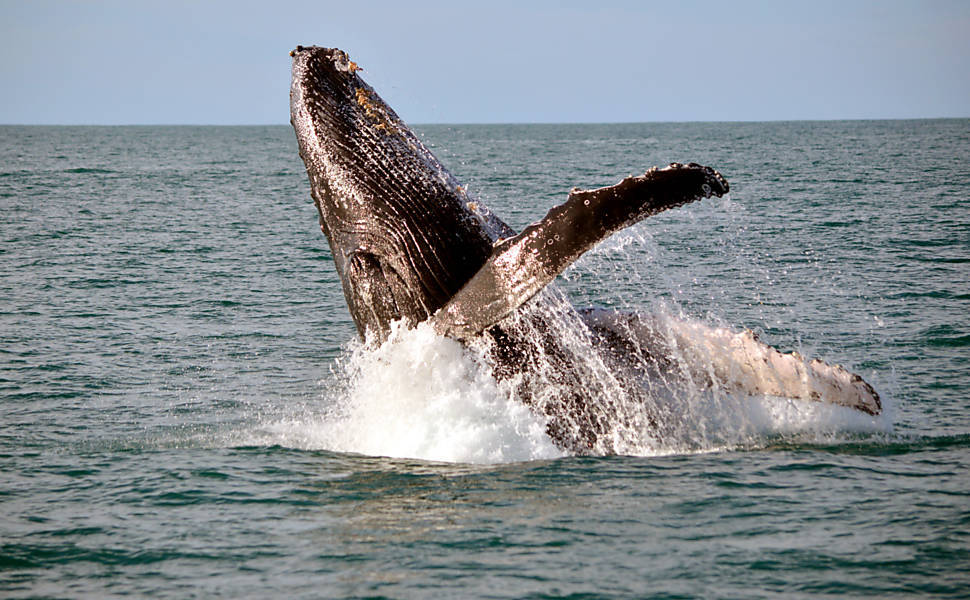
[253,298,890,464]
[256,212,890,464]
[257,322,562,463]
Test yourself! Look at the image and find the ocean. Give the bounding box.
[1,120,968,598]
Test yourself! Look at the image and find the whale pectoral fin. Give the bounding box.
[431,163,729,339]
[668,321,882,415]
[581,308,882,416]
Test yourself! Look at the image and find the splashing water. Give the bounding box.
[258,323,563,464]
[252,292,890,463]
[257,204,891,464]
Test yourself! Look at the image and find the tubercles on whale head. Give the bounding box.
[290,44,357,72]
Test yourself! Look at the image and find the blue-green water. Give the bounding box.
[2,121,969,597]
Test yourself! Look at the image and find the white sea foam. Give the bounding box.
[258,322,562,464]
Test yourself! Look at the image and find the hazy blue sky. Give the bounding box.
[1,0,968,124]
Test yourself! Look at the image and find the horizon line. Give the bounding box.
[1,116,967,127]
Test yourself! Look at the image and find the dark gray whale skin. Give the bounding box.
[289,46,878,453]
[289,46,495,342]
[290,45,727,343]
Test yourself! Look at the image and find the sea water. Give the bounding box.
[1,121,968,597]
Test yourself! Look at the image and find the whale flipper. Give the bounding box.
[580,308,882,416]
[432,163,729,339]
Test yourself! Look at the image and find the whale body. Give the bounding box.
[289,46,881,453]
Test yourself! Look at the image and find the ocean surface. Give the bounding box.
[2,120,969,598]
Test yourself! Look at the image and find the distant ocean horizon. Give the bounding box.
[2,120,968,597]
[3,115,968,126]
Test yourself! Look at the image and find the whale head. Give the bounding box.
[289,46,495,342]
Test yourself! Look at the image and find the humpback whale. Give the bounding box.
[290,46,881,453]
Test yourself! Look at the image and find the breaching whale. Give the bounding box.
[289,46,881,453]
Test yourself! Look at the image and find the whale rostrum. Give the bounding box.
[289,46,880,453]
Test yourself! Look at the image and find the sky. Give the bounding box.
[1,0,968,125]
